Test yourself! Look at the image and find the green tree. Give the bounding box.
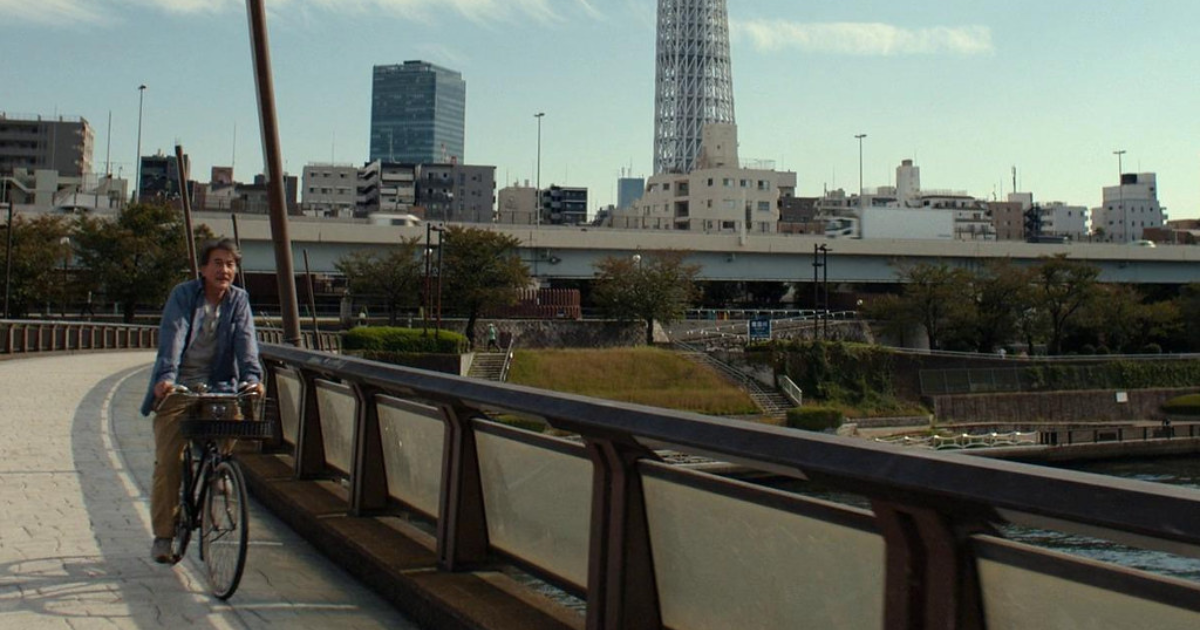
[874,261,971,350]
[334,236,423,325]
[1079,285,1183,353]
[439,226,530,346]
[72,203,208,322]
[1030,255,1100,355]
[0,215,72,317]
[965,260,1035,352]
[592,250,701,345]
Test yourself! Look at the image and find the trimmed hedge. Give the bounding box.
[786,406,843,432]
[342,326,466,354]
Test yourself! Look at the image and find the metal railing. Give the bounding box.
[256,343,1200,629]
[0,320,342,357]
[877,431,1039,450]
[671,339,781,409]
[498,336,517,383]
[0,319,158,354]
[776,374,803,407]
[256,327,341,353]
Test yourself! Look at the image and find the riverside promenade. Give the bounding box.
[0,352,418,629]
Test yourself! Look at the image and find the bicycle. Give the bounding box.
[161,384,273,600]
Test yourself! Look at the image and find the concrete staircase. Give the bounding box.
[672,343,793,417]
[468,352,507,381]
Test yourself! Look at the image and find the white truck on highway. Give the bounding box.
[824,207,954,240]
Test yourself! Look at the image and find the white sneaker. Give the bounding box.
[151,537,174,564]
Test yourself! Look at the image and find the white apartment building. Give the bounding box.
[302,163,359,217]
[896,159,920,207]
[1092,173,1164,242]
[2,168,126,214]
[610,124,795,233]
[1040,202,1089,239]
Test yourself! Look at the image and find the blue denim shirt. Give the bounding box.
[140,279,262,416]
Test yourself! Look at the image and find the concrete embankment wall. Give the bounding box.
[932,387,1198,424]
[969,438,1200,463]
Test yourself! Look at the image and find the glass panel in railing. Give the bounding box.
[642,463,884,630]
[377,396,444,518]
[976,537,1200,630]
[315,379,356,475]
[474,423,591,590]
[274,367,302,445]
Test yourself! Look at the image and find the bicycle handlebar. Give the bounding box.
[157,383,261,407]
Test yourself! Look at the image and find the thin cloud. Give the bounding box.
[135,0,575,24]
[2,0,110,25]
[734,20,994,57]
[8,0,601,29]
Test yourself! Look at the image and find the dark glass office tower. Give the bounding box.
[370,61,466,164]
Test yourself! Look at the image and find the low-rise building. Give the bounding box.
[497,182,538,225]
[610,124,795,234]
[1092,172,1165,242]
[0,113,93,178]
[302,163,359,217]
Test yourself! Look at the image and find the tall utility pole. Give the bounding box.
[855,134,867,209]
[134,85,146,203]
[1113,149,1127,242]
[534,112,545,226]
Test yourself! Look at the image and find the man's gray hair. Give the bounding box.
[199,238,242,266]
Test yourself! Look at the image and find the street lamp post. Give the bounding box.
[1113,149,1126,242]
[820,244,830,340]
[134,85,146,204]
[423,221,432,337]
[431,225,445,339]
[811,245,832,339]
[534,112,545,227]
[855,134,867,209]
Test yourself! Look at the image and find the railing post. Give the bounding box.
[349,383,389,515]
[583,435,662,630]
[259,362,287,453]
[436,403,489,571]
[872,501,986,630]
[293,368,327,479]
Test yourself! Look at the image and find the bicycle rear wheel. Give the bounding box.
[200,459,249,599]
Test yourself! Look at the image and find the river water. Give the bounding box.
[1016,456,1200,581]
[770,456,1200,582]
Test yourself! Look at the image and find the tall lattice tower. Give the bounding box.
[653,0,736,174]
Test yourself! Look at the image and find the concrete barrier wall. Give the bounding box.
[933,387,1199,424]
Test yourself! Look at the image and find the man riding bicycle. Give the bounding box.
[140,238,263,564]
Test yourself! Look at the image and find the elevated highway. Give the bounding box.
[196,212,1200,285]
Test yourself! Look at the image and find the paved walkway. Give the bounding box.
[0,352,420,629]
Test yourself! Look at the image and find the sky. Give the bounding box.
[5,0,1200,219]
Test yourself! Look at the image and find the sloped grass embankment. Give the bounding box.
[507,347,759,416]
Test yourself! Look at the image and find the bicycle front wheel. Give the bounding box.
[200,459,249,600]
[171,447,196,564]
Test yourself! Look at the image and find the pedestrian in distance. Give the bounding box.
[487,323,501,352]
[140,238,264,564]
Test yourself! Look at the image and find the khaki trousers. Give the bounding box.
[150,396,191,539]
[151,395,248,538]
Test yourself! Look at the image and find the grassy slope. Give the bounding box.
[507,347,759,416]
